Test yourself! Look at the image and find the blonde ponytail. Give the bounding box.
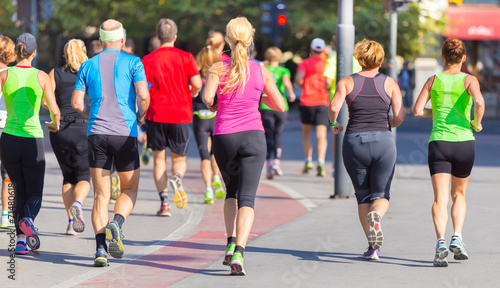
[64,39,88,73]
[220,17,255,95]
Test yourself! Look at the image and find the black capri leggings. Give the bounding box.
[261,110,287,160]
[192,115,215,161]
[0,133,45,235]
[342,130,396,205]
[213,130,266,209]
[50,121,90,185]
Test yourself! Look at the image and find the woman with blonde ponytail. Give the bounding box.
[48,39,91,236]
[203,17,286,276]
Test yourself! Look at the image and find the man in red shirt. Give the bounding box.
[295,38,329,177]
[142,18,202,216]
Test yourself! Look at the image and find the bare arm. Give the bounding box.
[328,77,351,135]
[261,66,286,112]
[135,80,150,125]
[466,75,485,132]
[190,74,202,98]
[42,69,57,110]
[325,77,333,91]
[202,62,222,109]
[72,90,89,117]
[413,76,434,117]
[386,77,405,127]
[282,74,296,102]
[294,70,305,89]
[39,71,60,132]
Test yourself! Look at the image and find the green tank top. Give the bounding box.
[259,65,290,111]
[429,72,474,142]
[2,66,44,138]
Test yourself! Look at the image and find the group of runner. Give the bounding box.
[0,15,485,273]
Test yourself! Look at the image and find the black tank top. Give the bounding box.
[54,67,88,119]
[192,75,207,112]
[345,73,391,134]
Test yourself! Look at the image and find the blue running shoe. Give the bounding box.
[449,236,469,260]
[433,239,449,267]
[362,247,380,260]
[15,242,27,255]
[106,221,124,259]
[94,250,109,267]
[19,217,40,251]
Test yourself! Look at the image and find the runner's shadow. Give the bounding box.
[11,251,99,268]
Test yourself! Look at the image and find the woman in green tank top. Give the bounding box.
[413,38,484,267]
[0,33,60,254]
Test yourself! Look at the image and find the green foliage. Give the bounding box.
[0,1,24,38]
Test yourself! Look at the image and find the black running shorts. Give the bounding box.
[88,134,139,172]
[428,140,475,178]
[299,105,329,126]
[146,120,190,156]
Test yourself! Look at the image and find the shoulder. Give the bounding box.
[208,61,224,78]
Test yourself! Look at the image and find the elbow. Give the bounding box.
[475,100,485,111]
[412,108,422,117]
[393,115,405,127]
[278,103,286,112]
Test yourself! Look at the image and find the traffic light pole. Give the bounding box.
[30,0,38,67]
[333,0,354,198]
[387,9,397,81]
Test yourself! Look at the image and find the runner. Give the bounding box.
[295,38,329,177]
[260,47,296,179]
[207,31,225,56]
[413,38,484,267]
[0,36,16,230]
[142,18,202,216]
[324,38,362,178]
[72,19,150,267]
[329,39,404,260]
[48,39,90,235]
[194,46,224,204]
[0,33,61,254]
[203,17,286,275]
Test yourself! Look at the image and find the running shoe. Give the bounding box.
[204,188,214,205]
[0,214,15,229]
[367,211,383,249]
[449,236,469,260]
[15,242,27,255]
[433,239,449,267]
[106,221,124,259]
[223,243,236,266]
[141,141,150,165]
[362,247,380,260]
[272,162,283,176]
[230,251,246,276]
[110,172,121,202]
[66,223,78,236]
[157,203,172,217]
[19,217,40,251]
[169,175,187,209]
[70,203,85,233]
[317,163,325,177]
[94,250,109,267]
[213,176,225,199]
[266,165,274,180]
[302,161,313,174]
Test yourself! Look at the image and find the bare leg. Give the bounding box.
[224,198,237,238]
[235,207,255,248]
[301,124,313,160]
[316,125,328,161]
[358,199,390,239]
[330,127,336,169]
[91,168,111,235]
[431,173,451,239]
[1,181,9,212]
[450,175,469,234]
[201,159,213,187]
[171,151,187,177]
[152,149,168,193]
[61,183,75,219]
[74,180,91,204]
[114,169,140,218]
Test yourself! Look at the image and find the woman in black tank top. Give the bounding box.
[47,39,91,236]
[328,39,405,260]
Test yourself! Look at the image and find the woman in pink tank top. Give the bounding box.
[203,17,285,276]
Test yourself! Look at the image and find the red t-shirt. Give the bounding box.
[142,47,200,123]
[296,56,329,107]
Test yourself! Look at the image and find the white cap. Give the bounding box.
[310,38,326,52]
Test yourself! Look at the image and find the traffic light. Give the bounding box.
[260,1,288,47]
[275,2,287,36]
[259,3,274,36]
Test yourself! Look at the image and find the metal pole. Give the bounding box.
[333,0,354,198]
[30,0,38,67]
[388,8,397,138]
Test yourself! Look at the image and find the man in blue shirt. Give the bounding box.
[72,19,150,267]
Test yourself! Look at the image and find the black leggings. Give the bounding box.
[50,122,90,185]
[261,110,287,160]
[213,130,266,209]
[0,133,45,235]
[192,115,215,161]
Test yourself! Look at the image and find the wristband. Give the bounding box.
[329,120,337,126]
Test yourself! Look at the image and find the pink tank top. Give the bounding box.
[214,59,265,135]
